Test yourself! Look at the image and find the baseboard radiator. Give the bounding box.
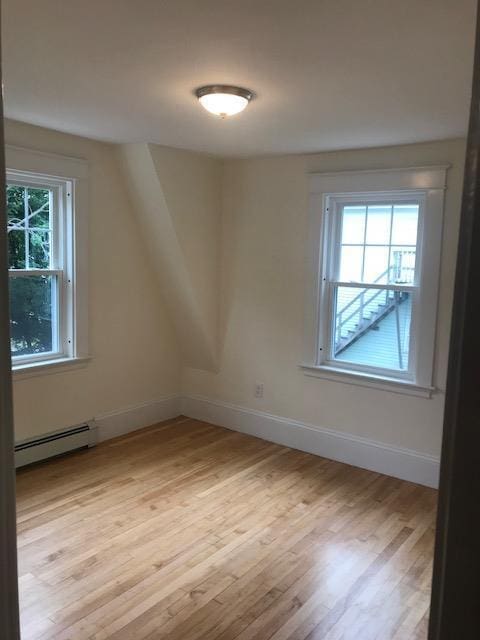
[15,422,97,468]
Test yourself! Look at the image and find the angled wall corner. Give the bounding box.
[118,142,220,372]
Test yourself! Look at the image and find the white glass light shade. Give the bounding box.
[199,93,248,117]
[195,85,253,118]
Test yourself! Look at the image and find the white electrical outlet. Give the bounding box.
[254,383,264,398]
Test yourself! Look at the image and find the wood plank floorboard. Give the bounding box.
[16,417,437,640]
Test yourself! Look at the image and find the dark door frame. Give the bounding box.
[428,3,480,638]
[0,6,21,636]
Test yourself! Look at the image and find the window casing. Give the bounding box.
[5,145,88,374]
[303,167,447,395]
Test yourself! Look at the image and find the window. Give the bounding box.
[328,195,420,376]
[5,146,88,373]
[7,174,67,362]
[304,166,447,395]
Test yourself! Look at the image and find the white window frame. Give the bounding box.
[302,166,448,397]
[6,146,89,376]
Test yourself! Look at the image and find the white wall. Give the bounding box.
[183,139,466,459]
[118,143,221,371]
[6,118,466,467]
[149,144,221,348]
[6,120,181,441]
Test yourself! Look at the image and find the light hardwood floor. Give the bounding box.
[16,417,437,640]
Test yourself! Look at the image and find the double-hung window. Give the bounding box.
[5,147,88,372]
[304,167,447,395]
[7,173,69,363]
[326,194,421,377]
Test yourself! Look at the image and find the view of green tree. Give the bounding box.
[7,184,24,223]
[6,184,54,356]
[9,276,53,355]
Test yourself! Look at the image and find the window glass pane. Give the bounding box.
[339,246,363,281]
[9,275,56,356]
[391,204,419,245]
[28,230,51,268]
[341,206,366,244]
[365,205,391,244]
[332,286,412,371]
[363,246,389,283]
[7,185,26,226]
[28,188,51,228]
[389,247,416,284]
[7,230,26,269]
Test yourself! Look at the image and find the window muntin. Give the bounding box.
[321,195,424,379]
[6,173,70,364]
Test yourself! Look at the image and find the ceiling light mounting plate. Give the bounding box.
[195,85,253,101]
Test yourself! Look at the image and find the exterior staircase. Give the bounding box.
[334,250,415,358]
[335,292,408,355]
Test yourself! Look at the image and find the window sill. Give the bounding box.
[299,364,435,398]
[12,356,91,381]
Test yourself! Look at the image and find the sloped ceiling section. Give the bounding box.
[119,143,220,371]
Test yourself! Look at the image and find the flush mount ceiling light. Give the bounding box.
[195,85,254,118]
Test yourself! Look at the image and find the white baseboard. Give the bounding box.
[33,393,439,488]
[96,395,181,442]
[181,395,440,488]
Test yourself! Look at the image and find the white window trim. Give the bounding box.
[12,356,91,381]
[6,145,89,375]
[301,165,449,397]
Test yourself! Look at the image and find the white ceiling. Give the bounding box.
[3,0,477,157]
